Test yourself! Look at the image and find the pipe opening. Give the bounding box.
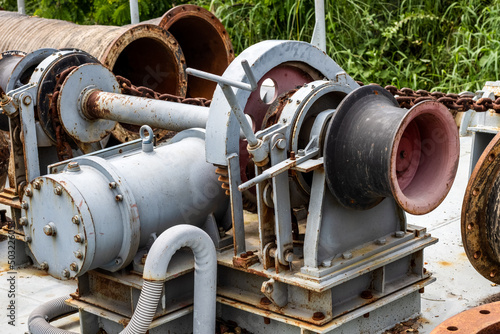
[168,17,230,98]
[391,102,459,214]
[113,37,182,95]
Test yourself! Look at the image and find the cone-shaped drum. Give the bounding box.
[324,85,459,215]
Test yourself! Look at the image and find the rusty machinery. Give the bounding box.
[0,39,461,333]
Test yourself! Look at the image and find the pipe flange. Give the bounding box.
[58,63,120,143]
[30,49,100,144]
[431,301,500,333]
[462,131,500,283]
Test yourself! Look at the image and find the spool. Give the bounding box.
[0,11,187,95]
[324,85,459,215]
[153,4,234,98]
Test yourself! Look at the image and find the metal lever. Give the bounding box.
[186,61,266,162]
[239,138,320,191]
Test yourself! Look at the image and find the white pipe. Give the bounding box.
[130,0,140,24]
[311,0,326,52]
[17,0,25,15]
[123,225,217,334]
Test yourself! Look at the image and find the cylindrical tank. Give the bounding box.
[23,130,227,280]
[0,11,187,95]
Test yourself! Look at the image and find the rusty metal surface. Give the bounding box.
[0,11,187,95]
[462,131,500,283]
[431,301,500,334]
[156,4,235,99]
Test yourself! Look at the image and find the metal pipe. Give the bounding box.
[16,0,25,14]
[0,11,187,95]
[140,224,217,334]
[84,90,209,131]
[311,0,326,52]
[129,0,140,24]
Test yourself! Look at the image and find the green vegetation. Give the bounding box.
[0,0,498,92]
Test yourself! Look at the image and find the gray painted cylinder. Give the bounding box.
[23,130,227,279]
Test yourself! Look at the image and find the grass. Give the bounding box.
[0,0,499,93]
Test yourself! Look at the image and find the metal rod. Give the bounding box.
[220,84,259,146]
[311,0,326,52]
[129,0,140,24]
[186,66,253,92]
[241,60,258,91]
[17,0,25,15]
[85,90,209,131]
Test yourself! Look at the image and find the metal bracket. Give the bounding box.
[261,278,288,308]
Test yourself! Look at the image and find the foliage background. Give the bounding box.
[0,0,498,92]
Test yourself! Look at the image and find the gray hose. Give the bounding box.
[28,296,77,334]
[119,280,164,334]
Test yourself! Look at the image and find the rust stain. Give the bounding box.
[438,261,452,267]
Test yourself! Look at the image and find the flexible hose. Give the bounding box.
[119,280,164,334]
[28,296,77,334]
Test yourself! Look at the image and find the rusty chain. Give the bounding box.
[356,81,500,113]
[116,76,212,107]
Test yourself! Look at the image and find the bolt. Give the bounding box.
[276,139,286,150]
[290,151,296,160]
[297,149,305,156]
[74,251,83,259]
[322,259,332,267]
[25,188,33,197]
[115,194,123,201]
[109,182,117,189]
[62,269,70,278]
[312,312,325,321]
[360,290,373,299]
[296,100,301,105]
[23,95,31,105]
[363,313,370,318]
[33,181,41,190]
[263,317,270,325]
[285,250,294,263]
[19,217,28,226]
[342,252,353,260]
[395,231,405,238]
[246,251,254,256]
[375,238,387,245]
[21,201,28,210]
[69,263,79,271]
[40,262,49,271]
[54,186,63,196]
[115,257,122,265]
[240,252,248,259]
[419,287,425,294]
[25,236,32,243]
[72,215,80,225]
[43,223,56,236]
[74,234,84,243]
[67,161,80,172]
[260,297,272,305]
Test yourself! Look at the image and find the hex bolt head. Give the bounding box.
[74,234,84,243]
[74,251,83,259]
[19,217,28,226]
[342,252,353,260]
[67,161,81,172]
[109,182,117,189]
[23,95,32,106]
[62,269,70,278]
[71,215,80,225]
[375,238,387,245]
[285,250,294,263]
[115,194,123,202]
[40,262,49,271]
[69,263,79,272]
[33,181,41,190]
[276,139,286,150]
[43,223,56,236]
[312,312,325,321]
[25,188,33,197]
[54,186,63,196]
[395,231,405,238]
[21,201,29,210]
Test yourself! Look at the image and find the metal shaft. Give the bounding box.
[129,0,140,24]
[85,90,209,131]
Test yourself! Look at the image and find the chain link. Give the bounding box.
[116,76,212,107]
[356,81,500,113]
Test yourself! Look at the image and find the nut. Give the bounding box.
[109,182,117,189]
[33,181,41,190]
[25,188,33,197]
[74,251,83,259]
[74,234,84,243]
[21,201,29,210]
[69,263,79,271]
[40,262,49,271]
[62,269,70,278]
[54,186,63,196]
[43,223,56,236]
[115,194,123,201]
[72,215,80,225]
[312,312,325,321]
[19,217,28,226]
